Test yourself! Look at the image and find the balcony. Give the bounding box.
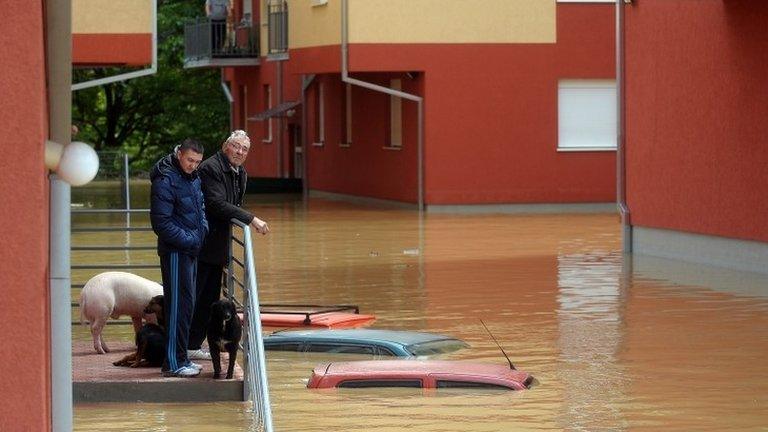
[267,1,288,60]
[184,18,260,68]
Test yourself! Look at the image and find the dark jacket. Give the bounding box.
[149,154,208,256]
[198,151,253,265]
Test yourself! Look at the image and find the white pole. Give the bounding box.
[50,176,72,432]
[47,0,72,429]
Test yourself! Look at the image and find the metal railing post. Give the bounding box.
[227,225,234,299]
[229,219,273,432]
[205,18,213,58]
[123,153,131,225]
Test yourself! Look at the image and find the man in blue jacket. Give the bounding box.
[150,139,208,377]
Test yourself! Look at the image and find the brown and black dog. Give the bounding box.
[207,298,242,379]
[113,295,166,368]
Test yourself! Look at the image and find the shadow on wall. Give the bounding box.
[723,1,768,67]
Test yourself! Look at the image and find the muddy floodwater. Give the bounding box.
[72,189,768,431]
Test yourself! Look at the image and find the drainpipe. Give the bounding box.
[301,74,315,200]
[341,0,424,211]
[277,61,284,177]
[221,68,234,132]
[616,0,632,253]
[48,0,72,430]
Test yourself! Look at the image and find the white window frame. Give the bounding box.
[557,79,617,152]
[340,83,352,148]
[385,79,403,150]
[262,84,272,143]
[313,81,325,146]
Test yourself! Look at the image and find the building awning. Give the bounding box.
[248,100,301,121]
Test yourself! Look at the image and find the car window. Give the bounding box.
[436,380,511,391]
[305,343,375,355]
[406,339,469,356]
[264,342,302,352]
[338,380,422,389]
[376,346,397,356]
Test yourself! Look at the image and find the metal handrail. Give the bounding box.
[71,209,150,214]
[72,264,160,270]
[228,219,273,431]
[184,17,259,61]
[71,246,155,251]
[72,227,153,232]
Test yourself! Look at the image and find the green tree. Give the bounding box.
[72,0,229,171]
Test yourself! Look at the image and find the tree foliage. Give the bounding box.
[72,0,229,171]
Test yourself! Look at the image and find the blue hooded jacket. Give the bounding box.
[149,153,208,256]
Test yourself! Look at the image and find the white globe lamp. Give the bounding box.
[45,140,100,186]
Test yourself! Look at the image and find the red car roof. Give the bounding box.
[309,360,532,390]
[244,312,376,329]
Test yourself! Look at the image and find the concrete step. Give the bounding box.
[72,341,244,403]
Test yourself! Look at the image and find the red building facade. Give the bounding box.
[624,0,768,272]
[210,1,617,208]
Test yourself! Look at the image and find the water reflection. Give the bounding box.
[557,252,628,431]
[73,186,768,431]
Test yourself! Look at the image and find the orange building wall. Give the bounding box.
[625,1,768,242]
[73,34,152,66]
[72,0,153,66]
[0,3,51,431]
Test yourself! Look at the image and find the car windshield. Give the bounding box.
[406,339,469,356]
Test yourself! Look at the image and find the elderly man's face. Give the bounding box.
[222,138,250,167]
[176,149,203,174]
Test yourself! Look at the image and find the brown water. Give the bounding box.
[72,191,768,431]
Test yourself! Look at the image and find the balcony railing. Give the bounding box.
[268,1,288,58]
[184,17,260,68]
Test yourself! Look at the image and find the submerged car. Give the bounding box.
[307,360,535,391]
[263,329,469,357]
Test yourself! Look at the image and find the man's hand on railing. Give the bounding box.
[250,216,270,235]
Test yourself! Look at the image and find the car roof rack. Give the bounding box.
[259,304,361,325]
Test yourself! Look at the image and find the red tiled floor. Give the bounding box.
[73,341,246,403]
[72,341,244,382]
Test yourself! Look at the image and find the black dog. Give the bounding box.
[114,295,166,368]
[207,298,242,379]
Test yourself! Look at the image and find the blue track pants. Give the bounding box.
[160,252,197,372]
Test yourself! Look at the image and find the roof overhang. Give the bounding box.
[248,101,301,121]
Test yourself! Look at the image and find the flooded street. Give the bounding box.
[73,190,768,431]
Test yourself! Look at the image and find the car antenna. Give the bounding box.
[480,319,516,370]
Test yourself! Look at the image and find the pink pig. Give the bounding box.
[79,272,163,354]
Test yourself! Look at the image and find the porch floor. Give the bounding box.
[72,341,244,403]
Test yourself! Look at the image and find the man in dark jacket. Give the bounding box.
[187,130,269,360]
[150,139,208,377]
